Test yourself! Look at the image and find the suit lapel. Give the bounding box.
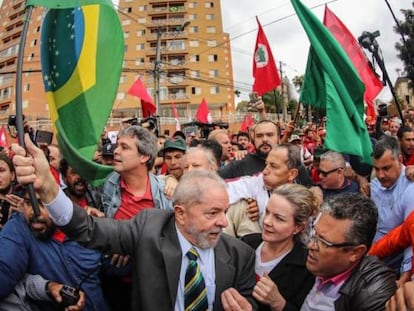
[213,239,235,310]
[160,217,182,308]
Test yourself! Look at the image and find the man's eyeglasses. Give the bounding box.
[309,228,358,250]
[317,167,343,177]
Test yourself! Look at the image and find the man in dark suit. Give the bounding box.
[12,134,257,311]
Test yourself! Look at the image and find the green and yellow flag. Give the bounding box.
[27,0,123,185]
[291,0,373,164]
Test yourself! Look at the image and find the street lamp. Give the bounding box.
[153,20,191,118]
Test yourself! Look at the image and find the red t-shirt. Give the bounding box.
[114,177,154,220]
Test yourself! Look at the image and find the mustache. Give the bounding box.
[73,179,86,187]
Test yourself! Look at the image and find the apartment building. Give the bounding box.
[0,0,235,124]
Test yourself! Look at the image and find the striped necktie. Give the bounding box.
[184,248,208,311]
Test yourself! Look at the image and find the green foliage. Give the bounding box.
[236,100,250,112]
[262,90,283,113]
[395,2,414,86]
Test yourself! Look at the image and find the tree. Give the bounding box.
[262,90,283,114]
[395,2,414,86]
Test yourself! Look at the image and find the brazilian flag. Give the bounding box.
[27,0,124,185]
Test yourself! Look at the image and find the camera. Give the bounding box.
[8,114,25,127]
[377,104,388,117]
[59,285,80,308]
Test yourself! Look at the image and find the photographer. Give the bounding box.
[373,104,389,140]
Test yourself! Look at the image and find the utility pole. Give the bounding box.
[279,61,287,121]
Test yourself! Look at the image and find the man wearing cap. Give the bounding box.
[289,134,313,168]
[161,137,187,181]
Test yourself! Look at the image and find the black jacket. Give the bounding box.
[334,256,397,311]
[242,233,315,311]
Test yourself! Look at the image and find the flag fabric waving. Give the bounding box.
[241,113,254,132]
[128,77,156,118]
[252,17,281,96]
[196,98,213,123]
[0,125,8,149]
[171,101,181,131]
[323,6,383,122]
[32,0,123,185]
[291,0,373,164]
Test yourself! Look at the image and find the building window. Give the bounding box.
[189,14,198,21]
[189,40,199,48]
[30,39,37,47]
[206,14,215,20]
[188,2,197,8]
[135,58,145,66]
[190,70,200,78]
[206,26,216,33]
[210,86,219,94]
[136,43,145,51]
[209,69,218,77]
[191,87,201,95]
[137,29,146,36]
[138,18,146,24]
[189,26,198,33]
[208,54,218,62]
[207,40,216,47]
[124,32,130,38]
[122,19,131,26]
[205,2,214,8]
[190,55,200,62]
[117,92,126,100]
[138,5,147,11]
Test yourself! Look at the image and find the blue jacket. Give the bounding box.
[101,172,172,218]
[0,213,108,311]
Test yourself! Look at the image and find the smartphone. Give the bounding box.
[249,92,258,103]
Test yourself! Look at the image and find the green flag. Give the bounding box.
[29,0,123,185]
[291,0,373,164]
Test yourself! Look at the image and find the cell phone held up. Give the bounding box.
[248,92,259,112]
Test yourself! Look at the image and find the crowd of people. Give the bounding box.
[1,96,414,311]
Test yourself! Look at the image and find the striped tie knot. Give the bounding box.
[187,248,199,261]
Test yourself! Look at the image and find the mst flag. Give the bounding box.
[323,6,383,122]
[291,0,373,164]
[0,125,8,149]
[128,77,156,118]
[32,0,123,185]
[252,17,281,96]
[196,98,212,123]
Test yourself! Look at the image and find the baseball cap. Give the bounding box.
[102,143,115,157]
[162,137,187,153]
[288,134,301,143]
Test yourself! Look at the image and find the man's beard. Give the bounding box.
[67,180,87,198]
[187,223,222,249]
[29,216,55,240]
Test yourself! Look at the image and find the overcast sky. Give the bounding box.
[221,0,408,102]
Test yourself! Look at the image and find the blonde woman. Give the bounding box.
[242,184,318,311]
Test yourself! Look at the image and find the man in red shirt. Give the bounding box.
[397,126,414,166]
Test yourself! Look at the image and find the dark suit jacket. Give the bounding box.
[242,234,315,311]
[63,206,257,311]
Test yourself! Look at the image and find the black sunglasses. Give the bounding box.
[317,167,343,177]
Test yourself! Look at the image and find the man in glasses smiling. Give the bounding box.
[317,151,359,199]
[301,193,396,311]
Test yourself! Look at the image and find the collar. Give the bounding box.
[317,261,358,290]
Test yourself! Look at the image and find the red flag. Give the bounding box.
[241,113,253,132]
[252,17,281,96]
[0,125,8,148]
[171,101,181,131]
[127,77,156,118]
[323,6,383,122]
[196,98,212,123]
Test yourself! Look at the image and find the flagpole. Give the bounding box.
[15,4,41,216]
